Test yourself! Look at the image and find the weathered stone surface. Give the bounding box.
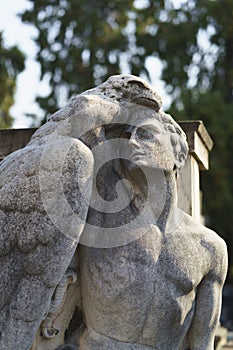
[0,75,228,350]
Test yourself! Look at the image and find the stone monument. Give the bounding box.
[0,75,228,350]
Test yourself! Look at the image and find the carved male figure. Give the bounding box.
[0,75,227,350]
[78,106,227,350]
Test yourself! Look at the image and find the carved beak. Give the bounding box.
[132,96,160,112]
[125,79,162,112]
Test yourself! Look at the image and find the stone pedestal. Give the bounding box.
[177,120,213,222]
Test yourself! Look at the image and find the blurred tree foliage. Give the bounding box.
[0,32,25,128]
[20,0,233,280]
[20,0,144,118]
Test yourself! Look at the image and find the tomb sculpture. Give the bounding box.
[0,75,227,350]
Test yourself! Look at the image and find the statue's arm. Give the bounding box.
[186,237,228,349]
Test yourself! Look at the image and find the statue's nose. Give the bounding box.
[128,132,140,147]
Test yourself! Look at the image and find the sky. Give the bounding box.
[1,0,50,127]
[0,0,183,129]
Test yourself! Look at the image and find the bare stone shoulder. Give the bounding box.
[180,211,228,280]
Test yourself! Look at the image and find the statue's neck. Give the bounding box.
[129,168,177,233]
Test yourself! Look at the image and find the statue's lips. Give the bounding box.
[132,96,160,111]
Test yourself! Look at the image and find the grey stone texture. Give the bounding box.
[0,75,228,350]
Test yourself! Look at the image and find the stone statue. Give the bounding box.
[0,75,227,350]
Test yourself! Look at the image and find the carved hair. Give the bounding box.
[157,110,189,170]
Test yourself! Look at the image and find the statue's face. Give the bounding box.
[120,117,175,171]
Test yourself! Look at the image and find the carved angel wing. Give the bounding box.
[0,135,94,350]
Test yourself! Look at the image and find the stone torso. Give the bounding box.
[79,215,211,350]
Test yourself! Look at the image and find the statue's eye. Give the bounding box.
[121,125,134,139]
[136,128,155,140]
[121,132,131,139]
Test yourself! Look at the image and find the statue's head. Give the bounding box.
[120,107,188,172]
[74,75,188,173]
